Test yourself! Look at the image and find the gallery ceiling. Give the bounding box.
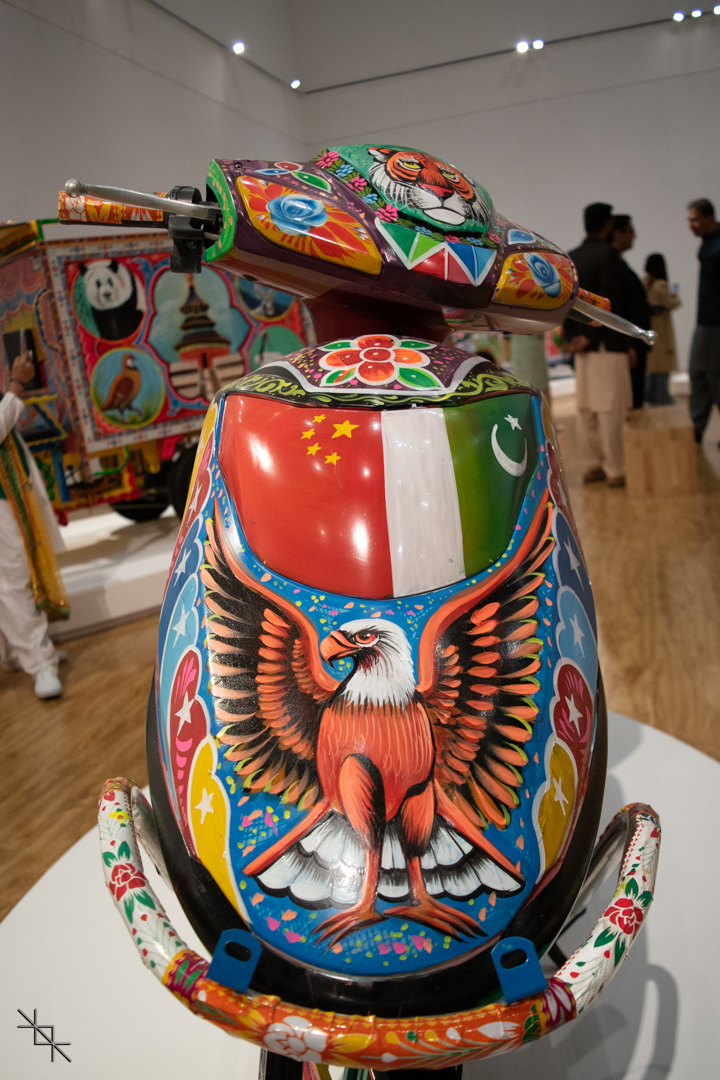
[153,0,697,91]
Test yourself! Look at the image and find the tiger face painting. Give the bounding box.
[368,147,491,229]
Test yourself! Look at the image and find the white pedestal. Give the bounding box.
[50,509,178,640]
[1,714,716,1078]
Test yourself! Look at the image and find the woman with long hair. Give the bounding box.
[644,253,682,405]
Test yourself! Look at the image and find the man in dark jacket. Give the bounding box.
[611,214,652,409]
[687,198,720,443]
[564,203,633,487]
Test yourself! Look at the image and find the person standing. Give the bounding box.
[0,350,68,697]
[687,198,720,443]
[643,254,681,405]
[611,215,652,410]
[563,202,633,488]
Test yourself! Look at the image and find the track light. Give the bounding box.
[691,8,702,15]
[290,79,301,89]
[232,41,245,54]
[532,39,544,49]
[516,40,529,53]
[673,11,685,19]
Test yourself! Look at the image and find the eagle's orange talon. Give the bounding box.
[311,905,386,948]
[384,897,484,940]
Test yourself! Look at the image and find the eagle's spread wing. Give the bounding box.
[418,500,554,833]
[200,505,338,809]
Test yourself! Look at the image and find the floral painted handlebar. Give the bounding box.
[98,779,659,1071]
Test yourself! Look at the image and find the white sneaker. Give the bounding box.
[34,668,62,699]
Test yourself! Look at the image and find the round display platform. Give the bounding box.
[1,713,716,1078]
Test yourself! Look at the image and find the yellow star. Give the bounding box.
[300,428,315,439]
[313,414,326,423]
[325,452,341,464]
[332,420,359,439]
[306,443,321,456]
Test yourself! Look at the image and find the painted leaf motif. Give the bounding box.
[639,890,653,907]
[124,896,135,922]
[614,936,626,965]
[102,851,117,866]
[136,890,156,910]
[118,841,131,859]
[625,876,639,898]
[594,927,616,947]
[397,366,442,388]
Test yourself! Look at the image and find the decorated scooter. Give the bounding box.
[64,145,660,1078]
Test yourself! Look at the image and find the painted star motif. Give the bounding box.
[565,693,583,736]
[173,548,190,581]
[187,482,201,514]
[175,691,194,732]
[171,606,190,644]
[301,428,315,439]
[569,613,585,654]
[313,414,326,423]
[553,776,569,814]
[195,788,214,824]
[505,415,521,431]
[306,443,321,456]
[332,421,359,439]
[325,452,341,464]
[564,540,583,582]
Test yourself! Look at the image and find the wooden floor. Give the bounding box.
[1,394,719,923]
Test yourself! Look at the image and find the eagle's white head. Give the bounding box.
[320,618,415,708]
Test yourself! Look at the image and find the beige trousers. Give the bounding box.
[575,347,632,480]
[0,500,58,675]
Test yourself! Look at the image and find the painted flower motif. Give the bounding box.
[319,334,441,389]
[376,204,399,222]
[315,150,340,169]
[335,163,353,178]
[362,193,379,204]
[108,861,146,902]
[415,226,434,236]
[541,976,576,1028]
[606,896,645,936]
[346,174,368,192]
[266,194,328,236]
[263,1015,327,1062]
[526,252,562,297]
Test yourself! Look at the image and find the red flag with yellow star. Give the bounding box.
[219,395,394,596]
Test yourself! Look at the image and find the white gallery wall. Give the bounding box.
[0,0,304,220]
[1,1,719,364]
[302,16,720,366]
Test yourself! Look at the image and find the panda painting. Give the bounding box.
[79,259,145,341]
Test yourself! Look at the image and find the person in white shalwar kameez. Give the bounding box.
[0,352,66,698]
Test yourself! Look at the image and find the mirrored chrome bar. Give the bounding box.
[64,180,222,222]
[571,297,656,347]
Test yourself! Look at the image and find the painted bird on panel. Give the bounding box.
[200,499,553,946]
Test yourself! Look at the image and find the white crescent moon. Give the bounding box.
[491,423,527,477]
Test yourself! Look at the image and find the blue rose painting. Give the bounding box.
[526,253,562,297]
[267,195,328,236]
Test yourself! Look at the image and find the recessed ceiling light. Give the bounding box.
[691,7,702,15]
[673,11,685,19]
[516,40,529,53]
[714,4,720,12]
[290,79,301,89]
[232,41,245,54]
[532,39,544,49]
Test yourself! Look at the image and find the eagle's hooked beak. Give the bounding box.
[320,630,357,664]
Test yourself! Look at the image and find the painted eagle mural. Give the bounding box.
[201,499,553,946]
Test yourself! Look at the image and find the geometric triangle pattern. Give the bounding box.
[376,218,496,286]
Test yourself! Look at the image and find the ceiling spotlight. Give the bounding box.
[691,7,702,14]
[673,11,685,19]
[290,79,301,89]
[715,4,720,12]
[232,41,245,54]
[532,39,544,49]
[516,40,529,53]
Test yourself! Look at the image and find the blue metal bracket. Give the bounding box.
[491,936,547,1004]
[206,928,262,994]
